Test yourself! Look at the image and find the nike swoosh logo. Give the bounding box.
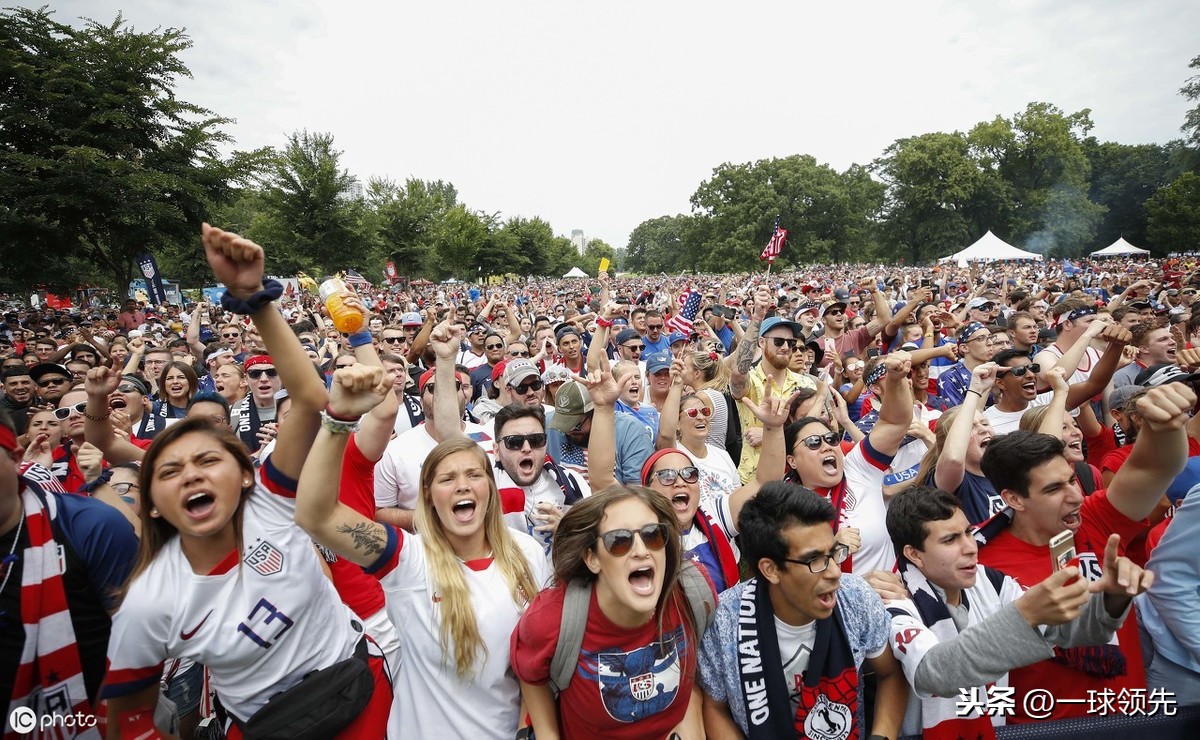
[180,610,213,640]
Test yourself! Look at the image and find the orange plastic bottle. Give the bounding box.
[318,278,363,333]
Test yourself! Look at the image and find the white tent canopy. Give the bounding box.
[938,230,1043,265]
[562,267,588,278]
[1090,237,1150,257]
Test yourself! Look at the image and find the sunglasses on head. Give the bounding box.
[651,466,700,485]
[683,406,712,419]
[1002,363,1041,378]
[499,432,548,451]
[511,379,544,394]
[53,402,87,420]
[769,337,798,349]
[598,523,669,556]
[247,368,278,380]
[798,432,841,450]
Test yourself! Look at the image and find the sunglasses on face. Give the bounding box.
[485,343,505,350]
[424,381,464,394]
[37,377,69,388]
[511,379,544,394]
[652,466,700,485]
[598,523,669,556]
[221,332,241,339]
[499,432,548,451]
[1001,363,1041,378]
[247,368,278,380]
[622,343,645,352]
[381,336,406,344]
[683,406,712,419]
[53,402,87,420]
[769,337,798,349]
[782,543,851,574]
[509,350,531,358]
[798,432,841,450]
[825,309,845,316]
[646,323,664,331]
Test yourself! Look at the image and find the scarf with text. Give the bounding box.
[737,577,859,740]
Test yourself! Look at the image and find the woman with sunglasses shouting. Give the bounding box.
[783,350,917,576]
[511,486,710,740]
[656,358,739,511]
[592,368,791,595]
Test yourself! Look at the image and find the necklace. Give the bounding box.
[1,512,24,595]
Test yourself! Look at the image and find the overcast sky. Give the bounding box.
[24,1,1200,251]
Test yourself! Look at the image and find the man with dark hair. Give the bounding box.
[641,309,669,354]
[491,404,588,554]
[1111,323,1175,388]
[1,367,37,435]
[975,383,1194,723]
[0,406,138,727]
[698,481,906,739]
[872,487,1146,738]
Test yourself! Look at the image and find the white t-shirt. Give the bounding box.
[367,527,551,739]
[457,347,488,370]
[983,392,1052,436]
[104,467,362,719]
[777,617,817,711]
[677,442,739,514]
[842,439,896,575]
[375,422,494,510]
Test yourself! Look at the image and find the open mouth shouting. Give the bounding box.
[629,564,656,598]
[183,490,217,520]
[452,497,478,524]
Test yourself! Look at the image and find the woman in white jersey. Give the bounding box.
[101,225,392,739]
[294,360,549,739]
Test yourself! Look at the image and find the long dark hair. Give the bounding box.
[121,418,255,600]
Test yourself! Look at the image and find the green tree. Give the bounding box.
[626,215,691,274]
[1182,54,1200,150]
[0,7,255,292]
[1146,172,1200,251]
[426,205,486,280]
[256,130,366,276]
[582,238,615,276]
[1084,140,1180,252]
[495,216,556,277]
[366,177,458,279]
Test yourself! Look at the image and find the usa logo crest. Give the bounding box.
[589,625,684,722]
[246,540,285,576]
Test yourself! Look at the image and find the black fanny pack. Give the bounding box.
[227,636,376,740]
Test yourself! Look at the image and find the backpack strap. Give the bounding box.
[1074,459,1096,495]
[549,578,593,694]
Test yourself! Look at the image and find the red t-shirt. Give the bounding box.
[1084,427,1117,468]
[511,584,702,739]
[1101,436,1200,477]
[328,435,386,619]
[978,488,1149,723]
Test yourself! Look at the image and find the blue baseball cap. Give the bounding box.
[760,316,804,337]
[645,351,673,373]
[666,331,689,346]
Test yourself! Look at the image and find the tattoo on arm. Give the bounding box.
[335,521,386,558]
[735,320,760,374]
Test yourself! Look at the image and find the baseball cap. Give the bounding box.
[401,312,423,327]
[502,358,539,387]
[761,316,804,336]
[541,365,572,386]
[548,381,594,433]
[833,288,850,301]
[29,363,71,384]
[1108,384,1142,413]
[666,332,689,347]
[645,351,673,373]
[794,302,820,318]
[1135,363,1200,388]
[967,297,995,311]
[615,328,640,345]
[819,300,847,318]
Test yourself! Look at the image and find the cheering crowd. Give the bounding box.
[1,225,1199,740]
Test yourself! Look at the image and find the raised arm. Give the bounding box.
[82,365,145,465]
[428,321,466,442]
[202,223,327,481]
[1061,325,1131,410]
[867,350,917,457]
[1107,384,1194,522]
[655,359,686,451]
[584,370,634,492]
[294,365,394,567]
[185,302,209,360]
[933,363,996,492]
[1034,318,1106,384]
[729,287,770,400]
[863,278,891,338]
[1034,367,1069,437]
[343,294,399,461]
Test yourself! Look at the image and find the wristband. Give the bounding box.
[320,409,361,434]
[83,408,112,421]
[220,279,284,316]
[79,467,113,494]
[967,389,983,398]
[595,317,613,328]
[324,404,361,422]
[347,331,374,348]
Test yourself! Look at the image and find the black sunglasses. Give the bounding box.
[53,402,87,420]
[511,379,544,394]
[599,523,669,556]
[769,337,798,349]
[1001,363,1041,378]
[622,343,645,352]
[37,377,69,387]
[798,432,841,450]
[485,343,505,350]
[499,433,548,451]
[509,350,531,358]
[651,466,700,485]
[825,308,845,316]
[247,368,278,380]
[381,336,406,344]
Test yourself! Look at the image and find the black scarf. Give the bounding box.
[737,578,860,740]
[232,393,265,453]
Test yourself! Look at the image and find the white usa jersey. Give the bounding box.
[103,463,362,720]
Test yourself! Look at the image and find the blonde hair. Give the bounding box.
[415,438,540,677]
[914,406,962,488]
[688,349,731,393]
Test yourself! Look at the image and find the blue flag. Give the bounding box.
[137,251,169,306]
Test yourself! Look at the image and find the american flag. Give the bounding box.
[760,217,787,262]
[344,269,371,291]
[666,290,702,335]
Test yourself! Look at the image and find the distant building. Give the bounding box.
[571,229,587,255]
[338,179,365,202]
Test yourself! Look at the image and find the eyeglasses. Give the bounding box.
[683,406,712,419]
[499,433,548,450]
[381,336,406,344]
[37,377,69,388]
[485,343,505,350]
[221,332,241,339]
[962,335,990,345]
[53,402,87,420]
[598,523,669,556]
[797,432,841,450]
[622,344,645,352]
[111,482,139,497]
[247,368,278,380]
[510,379,544,394]
[1002,363,1041,378]
[423,381,464,393]
[651,466,700,485]
[509,350,531,358]
[782,543,851,573]
[769,337,798,349]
